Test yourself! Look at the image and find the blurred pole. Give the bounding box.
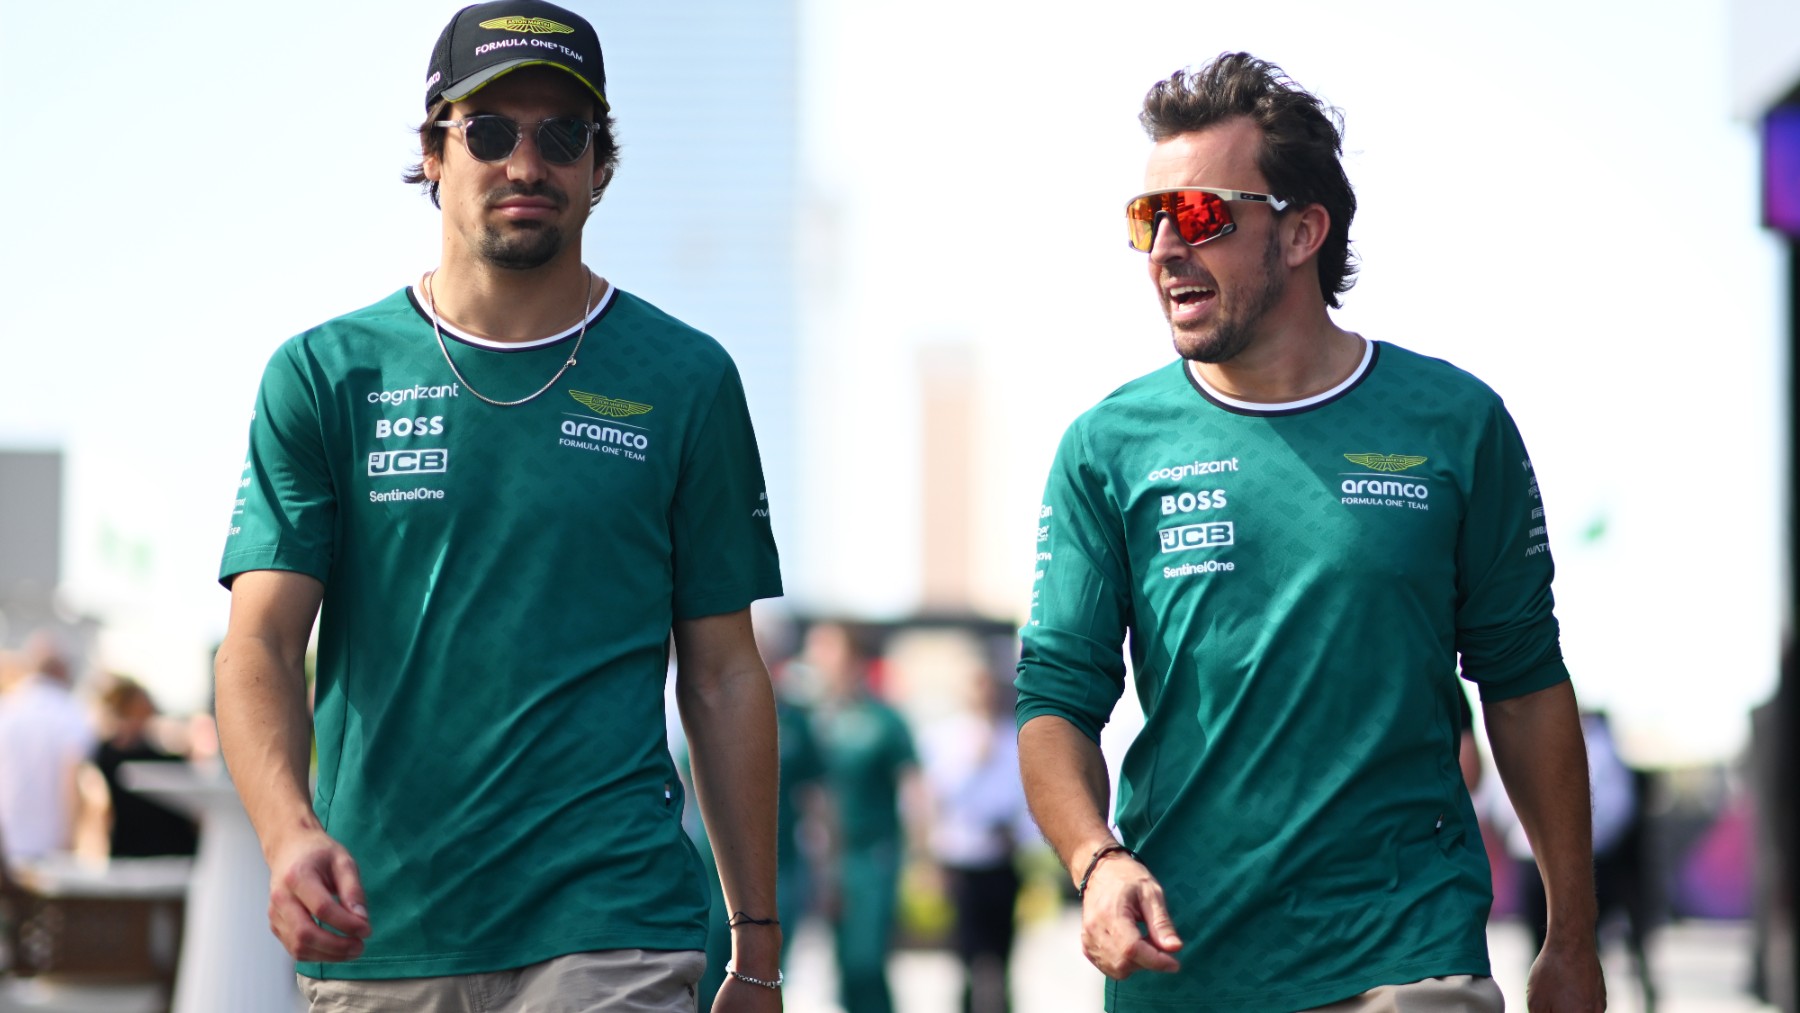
[1782,234,1800,1013]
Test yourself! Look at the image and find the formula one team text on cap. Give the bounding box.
[474,38,586,62]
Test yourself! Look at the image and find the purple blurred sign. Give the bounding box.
[1766,105,1800,237]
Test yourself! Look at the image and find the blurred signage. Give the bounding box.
[1764,104,1800,237]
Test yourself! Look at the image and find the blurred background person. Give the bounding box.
[0,631,95,864]
[920,666,1033,1013]
[90,675,198,859]
[808,621,921,1013]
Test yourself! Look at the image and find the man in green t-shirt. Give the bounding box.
[806,622,920,1013]
[1016,54,1606,1012]
[213,3,784,1010]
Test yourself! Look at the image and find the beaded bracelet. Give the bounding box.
[1076,842,1139,900]
[725,962,784,990]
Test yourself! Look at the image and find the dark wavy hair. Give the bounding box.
[1140,53,1358,307]
[402,97,619,210]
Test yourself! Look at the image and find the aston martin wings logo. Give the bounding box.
[569,390,653,418]
[1344,453,1428,473]
[479,15,575,34]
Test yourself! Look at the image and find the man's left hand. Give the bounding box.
[1525,937,1606,1012]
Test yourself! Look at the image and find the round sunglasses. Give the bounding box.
[434,115,596,166]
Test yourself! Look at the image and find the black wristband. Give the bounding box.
[727,911,780,929]
[1076,842,1138,900]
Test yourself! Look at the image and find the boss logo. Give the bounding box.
[368,449,448,476]
[375,416,445,438]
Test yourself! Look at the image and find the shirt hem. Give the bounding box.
[672,580,784,621]
[298,932,707,981]
[1473,657,1570,702]
[218,552,331,590]
[1104,951,1490,1011]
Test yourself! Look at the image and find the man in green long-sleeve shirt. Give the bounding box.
[1016,52,1605,1013]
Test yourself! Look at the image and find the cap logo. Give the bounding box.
[478,15,575,34]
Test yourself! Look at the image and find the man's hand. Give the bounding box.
[1526,937,1606,1012]
[266,829,371,962]
[1079,849,1183,980]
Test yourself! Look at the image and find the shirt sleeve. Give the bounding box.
[218,341,338,588]
[669,360,783,620]
[1455,400,1570,701]
[1015,418,1131,742]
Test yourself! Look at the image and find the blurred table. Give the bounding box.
[4,855,190,1013]
[120,762,297,1013]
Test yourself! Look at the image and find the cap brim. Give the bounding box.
[440,59,608,110]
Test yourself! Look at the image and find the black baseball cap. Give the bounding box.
[425,0,607,112]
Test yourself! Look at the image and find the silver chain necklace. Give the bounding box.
[423,268,593,408]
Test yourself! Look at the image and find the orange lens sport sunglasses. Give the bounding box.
[1125,187,1290,252]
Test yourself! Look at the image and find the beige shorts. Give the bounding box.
[299,949,708,1013]
[1302,974,1505,1012]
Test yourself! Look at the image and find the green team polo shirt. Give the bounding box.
[220,282,782,980]
[815,697,917,850]
[1017,341,1568,1012]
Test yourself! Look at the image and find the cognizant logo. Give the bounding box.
[1147,457,1239,481]
[1340,478,1428,499]
[367,384,460,405]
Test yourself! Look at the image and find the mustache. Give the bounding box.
[483,182,568,210]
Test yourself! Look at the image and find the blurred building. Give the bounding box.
[591,2,800,569]
[1730,1,1800,1007]
[0,450,62,635]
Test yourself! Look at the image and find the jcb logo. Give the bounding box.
[1158,521,1234,553]
[368,449,448,476]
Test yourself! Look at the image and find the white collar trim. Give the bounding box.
[1186,337,1373,411]
[412,278,615,350]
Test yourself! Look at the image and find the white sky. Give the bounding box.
[0,0,1785,763]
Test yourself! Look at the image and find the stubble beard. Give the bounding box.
[475,182,574,271]
[477,223,565,271]
[1172,233,1286,364]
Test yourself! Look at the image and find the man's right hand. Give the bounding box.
[266,830,371,962]
[1079,848,1183,980]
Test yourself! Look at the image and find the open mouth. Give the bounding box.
[1169,284,1216,308]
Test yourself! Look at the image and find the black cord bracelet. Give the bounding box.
[727,911,780,929]
[1076,842,1139,900]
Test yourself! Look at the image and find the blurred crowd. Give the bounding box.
[676,616,1043,1013]
[0,630,205,869]
[0,617,1786,1013]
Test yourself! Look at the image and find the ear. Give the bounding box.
[592,162,610,191]
[1281,203,1331,270]
[424,148,444,183]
